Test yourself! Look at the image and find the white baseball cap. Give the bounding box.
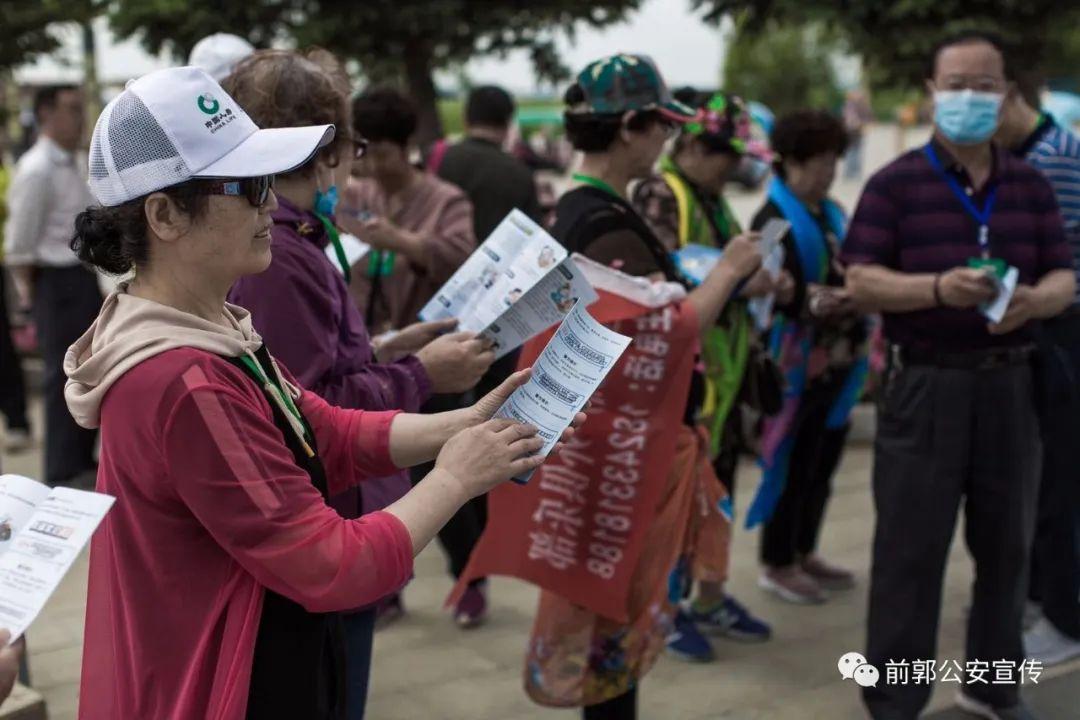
[188,33,255,82]
[88,66,334,207]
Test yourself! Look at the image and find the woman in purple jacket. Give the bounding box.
[224,48,494,720]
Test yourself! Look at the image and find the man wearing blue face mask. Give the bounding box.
[842,31,1076,720]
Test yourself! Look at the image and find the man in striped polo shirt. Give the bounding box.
[997,90,1080,668]
[843,31,1075,720]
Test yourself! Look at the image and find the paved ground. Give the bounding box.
[6,405,1079,719]
[3,124,1079,718]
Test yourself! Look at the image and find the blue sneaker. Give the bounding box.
[665,608,715,662]
[689,594,772,642]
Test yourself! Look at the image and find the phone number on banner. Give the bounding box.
[585,404,649,580]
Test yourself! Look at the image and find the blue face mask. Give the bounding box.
[933,90,1003,145]
[314,184,339,217]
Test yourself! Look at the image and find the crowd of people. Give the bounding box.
[0,26,1077,720]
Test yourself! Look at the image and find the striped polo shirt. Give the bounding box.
[1019,115,1080,303]
[842,139,1072,352]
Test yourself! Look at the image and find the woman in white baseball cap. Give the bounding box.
[61,66,581,720]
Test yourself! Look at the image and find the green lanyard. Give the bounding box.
[239,353,313,456]
[314,212,351,284]
[367,250,395,278]
[711,207,729,241]
[312,211,394,280]
[572,172,623,199]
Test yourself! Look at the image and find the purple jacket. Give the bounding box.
[229,196,432,518]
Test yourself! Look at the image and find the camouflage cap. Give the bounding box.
[683,92,773,161]
[570,54,698,121]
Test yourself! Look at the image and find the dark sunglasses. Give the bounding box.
[204,175,275,207]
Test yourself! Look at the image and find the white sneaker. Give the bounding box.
[757,567,827,605]
[2,428,32,453]
[1024,616,1080,666]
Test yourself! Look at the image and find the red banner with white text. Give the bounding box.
[449,287,698,622]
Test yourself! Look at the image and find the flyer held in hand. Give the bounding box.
[494,301,631,484]
[447,256,701,623]
[0,474,115,643]
[419,209,598,359]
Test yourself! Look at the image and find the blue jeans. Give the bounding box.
[344,609,377,720]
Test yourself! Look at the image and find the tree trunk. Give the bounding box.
[82,19,101,148]
[0,72,10,162]
[402,40,443,150]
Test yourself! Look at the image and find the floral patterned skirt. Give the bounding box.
[523,425,730,707]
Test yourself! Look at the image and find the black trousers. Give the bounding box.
[712,408,741,498]
[35,266,101,486]
[582,686,636,720]
[760,375,850,567]
[0,269,29,431]
[1030,313,1080,639]
[864,362,1041,719]
[407,350,518,579]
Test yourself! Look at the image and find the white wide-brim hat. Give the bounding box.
[89,66,334,207]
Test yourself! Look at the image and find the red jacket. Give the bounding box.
[78,348,413,719]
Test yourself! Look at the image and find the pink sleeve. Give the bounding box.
[162,376,412,612]
[298,389,401,497]
[416,193,475,283]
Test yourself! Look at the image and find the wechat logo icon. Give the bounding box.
[838,651,879,688]
[197,93,220,115]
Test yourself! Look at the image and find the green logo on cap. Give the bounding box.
[197,94,220,115]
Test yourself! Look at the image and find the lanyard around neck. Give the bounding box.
[367,250,395,277]
[239,353,313,456]
[572,172,623,199]
[923,143,998,256]
[313,212,351,284]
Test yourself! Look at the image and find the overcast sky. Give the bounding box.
[460,0,730,94]
[15,0,732,95]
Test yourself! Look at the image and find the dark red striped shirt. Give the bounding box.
[842,140,1072,351]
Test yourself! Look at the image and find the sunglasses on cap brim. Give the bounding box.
[203,175,276,207]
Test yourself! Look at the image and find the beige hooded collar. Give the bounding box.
[64,285,264,429]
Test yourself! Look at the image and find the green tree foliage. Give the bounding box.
[107,1,293,59]
[0,0,98,71]
[722,20,842,116]
[106,0,643,145]
[696,0,1080,103]
[288,0,643,145]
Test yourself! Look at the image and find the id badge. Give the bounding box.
[966,256,1006,280]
